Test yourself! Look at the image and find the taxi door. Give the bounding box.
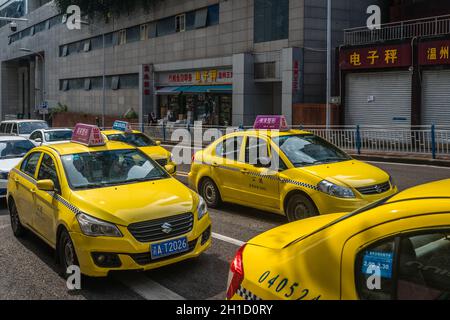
[32,152,63,246]
[238,136,280,209]
[210,135,246,202]
[341,213,450,300]
[13,152,42,227]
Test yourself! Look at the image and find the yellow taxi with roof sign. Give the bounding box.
[227,179,450,300]
[102,121,176,175]
[7,123,211,277]
[189,115,398,222]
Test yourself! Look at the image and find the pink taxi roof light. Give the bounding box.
[253,115,289,131]
[71,123,105,147]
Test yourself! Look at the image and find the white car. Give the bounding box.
[0,120,49,139]
[29,128,73,146]
[0,136,35,198]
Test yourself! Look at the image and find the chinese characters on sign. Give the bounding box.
[419,40,450,65]
[161,69,233,85]
[72,124,105,146]
[292,60,300,93]
[340,44,412,70]
[143,65,151,96]
[253,115,289,131]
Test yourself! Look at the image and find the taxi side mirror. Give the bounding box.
[155,141,161,146]
[36,179,55,191]
[164,164,176,175]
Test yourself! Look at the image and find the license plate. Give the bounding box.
[150,237,189,260]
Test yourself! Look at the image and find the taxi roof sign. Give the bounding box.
[71,123,105,147]
[253,115,289,131]
[112,120,132,133]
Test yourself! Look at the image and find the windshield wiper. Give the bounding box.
[73,183,106,190]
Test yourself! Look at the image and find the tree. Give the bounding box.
[53,0,162,20]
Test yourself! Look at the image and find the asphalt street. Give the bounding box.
[1,159,449,300]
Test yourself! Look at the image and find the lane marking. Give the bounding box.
[115,274,185,300]
[212,232,245,247]
[368,161,450,170]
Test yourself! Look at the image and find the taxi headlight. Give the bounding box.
[318,180,355,199]
[76,213,122,237]
[197,196,208,220]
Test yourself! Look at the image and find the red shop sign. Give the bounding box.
[419,40,450,65]
[340,44,412,70]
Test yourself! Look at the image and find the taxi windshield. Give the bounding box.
[61,149,169,190]
[107,133,156,147]
[45,130,73,142]
[0,140,35,159]
[274,134,351,167]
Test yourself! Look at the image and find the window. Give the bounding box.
[356,239,396,300]
[126,26,140,43]
[83,40,91,52]
[186,11,196,31]
[254,0,289,43]
[157,16,175,37]
[60,45,68,57]
[356,230,450,300]
[216,136,243,161]
[84,78,91,91]
[21,152,42,177]
[140,24,149,41]
[207,4,220,26]
[194,8,208,29]
[38,154,61,192]
[0,123,6,133]
[148,23,157,38]
[0,140,34,159]
[61,80,69,91]
[29,131,43,141]
[5,123,13,134]
[119,74,139,89]
[18,122,48,135]
[68,79,84,90]
[175,14,186,32]
[12,124,18,135]
[118,30,127,45]
[245,137,269,165]
[111,76,120,90]
[91,77,104,90]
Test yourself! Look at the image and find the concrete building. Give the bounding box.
[1,0,380,127]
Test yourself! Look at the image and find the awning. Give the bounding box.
[156,85,232,95]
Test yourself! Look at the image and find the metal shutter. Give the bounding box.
[422,70,450,128]
[345,71,412,126]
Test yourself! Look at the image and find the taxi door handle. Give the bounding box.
[14,178,19,183]
[30,188,36,194]
[240,168,249,173]
[211,162,219,167]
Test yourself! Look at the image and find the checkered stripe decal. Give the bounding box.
[243,170,320,191]
[237,286,262,301]
[12,169,81,215]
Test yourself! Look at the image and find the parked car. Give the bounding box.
[0,136,35,198]
[0,120,49,139]
[29,128,73,146]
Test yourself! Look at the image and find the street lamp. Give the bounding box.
[80,21,107,128]
[20,47,46,120]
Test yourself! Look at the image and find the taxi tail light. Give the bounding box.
[226,244,246,300]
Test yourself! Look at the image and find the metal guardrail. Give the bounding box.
[344,14,450,46]
[128,123,450,160]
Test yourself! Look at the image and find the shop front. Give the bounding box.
[156,69,233,126]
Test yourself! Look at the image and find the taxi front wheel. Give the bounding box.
[200,178,222,208]
[9,199,26,238]
[58,229,79,278]
[285,194,318,222]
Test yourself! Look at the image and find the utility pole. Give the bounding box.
[326,0,332,129]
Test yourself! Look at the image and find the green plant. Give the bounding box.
[49,103,68,120]
[123,108,138,119]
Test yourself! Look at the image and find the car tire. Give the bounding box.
[9,199,26,238]
[200,178,222,208]
[58,229,79,278]
[285,193,318,222]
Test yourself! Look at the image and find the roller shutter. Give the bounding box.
[422,70,450,128]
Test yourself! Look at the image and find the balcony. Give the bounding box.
[344,14,450,46]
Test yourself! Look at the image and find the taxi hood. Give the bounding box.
[296,160,390,188]
[248,213,345,250]
[69,178,196,226]
[139,146,170,160]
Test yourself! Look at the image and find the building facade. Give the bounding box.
[1,0,377,127]
[339,0,450,128]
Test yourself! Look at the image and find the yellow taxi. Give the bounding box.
[7,124,211,277]
[227,179,450,300]
[189,115,397,221]
[102,121,176,175]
